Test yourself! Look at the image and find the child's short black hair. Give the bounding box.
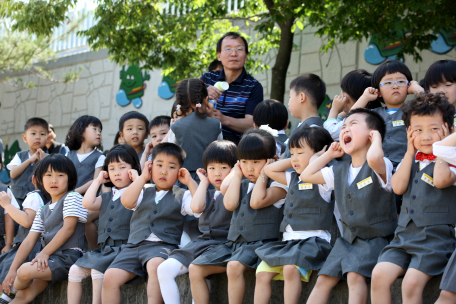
[289,74,326,109]
[371,60,413,90]
[203,140,238,169]
[208,59,223,72]
[149,116,171,131]
[151,142,186,167]
[423,60,456,91]
[402,92,455,129]
[289,127,334,153]
[65,115,102,151]
[237,129,276,160]
[34,154,78,198]
[113,132,122,145]
[341,69,372,102]
[119,111,150,132]
[103,144,141,188]
[345,108,386,141]
[253,99,288,131]
[24,117,49,133]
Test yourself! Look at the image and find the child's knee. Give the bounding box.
[226,261,244,277]
[102,269,118,286]
[347,272,366,287]
[68,265,90,283]
[401,274,423,296]
[282,265,300,280]
[255,272,273,285]
[439,290,456,302]
[147,257,165,274]
[16,264,33,282]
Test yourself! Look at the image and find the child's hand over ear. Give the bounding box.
[96,171,110,184]
[437,123,451,141]
[178,168,193,186]
[405,126,417,157]
[233,161,243,178]
[408,80,424,95]
[128,169,139,182]
[310,145,328,164]
[332,95,348,114]
[196,168,209,184]
[0,191,12,208]
[140,161,153,181]
[327,142,345,159]
[369,130,382,144]
[144,142,153,156]
[362,87,379,102]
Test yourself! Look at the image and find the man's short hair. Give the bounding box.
[24,117,49,133]
[119,111,150,132]
[216,32,249,54]
[290,74,326,109]
[345,108,386,141]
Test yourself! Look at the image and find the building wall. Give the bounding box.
[1,25,455,153]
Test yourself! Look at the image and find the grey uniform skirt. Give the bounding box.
[319,235,391,280]
[0,239,42,282]
[75,238,127,273]
[440,248,456,293]
[255,237,333,270]
[169,238,226,268]
[191,237,275,269]
[48,249,83,286]
[378,221,456,276]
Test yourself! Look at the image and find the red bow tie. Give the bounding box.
[415,152,436,162]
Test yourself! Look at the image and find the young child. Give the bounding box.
[102,143,197,304]
[324,69,381,141]
[283,74,326,158]
[7,117,48,207]
[65,115,105,195]
[301,108,397,304]
[140,115,171,170]
[118,111,149,160]
[253,99,289,157]
[423,59,456,124]
[67,145,140,304]
[189,129,287,304]
[157,140,237,304]
[0,182,16,255]
[371,93,456,304]
[254,127,334,304]
[3,154,87,303]
[430,131,456,304]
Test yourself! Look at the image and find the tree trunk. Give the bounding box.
[269,18,295,103]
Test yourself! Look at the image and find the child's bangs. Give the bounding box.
[424,60,456,89]
[203,140,237,169]
[237,135,274,160]
[35,154,78,191]
[104,145,140,170]
[88,116,103,130]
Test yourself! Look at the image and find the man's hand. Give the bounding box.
[213,109,227,125]
[207,85,222,100]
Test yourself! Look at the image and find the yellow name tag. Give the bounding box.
[392,120,405,127]
[357,177,373,189]
[299,183,313,190]
[421,173,434,187]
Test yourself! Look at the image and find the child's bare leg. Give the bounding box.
[10,263,51,304]
[435,290,456,304]
[227,261,251,304]
[145,257,165,304]
[306,274,340,304]
[371,262,405,304]
[68,265,91,304]
[189,264,226,304]
[254,271,278,304]
[283,265,302,304]
[10,280,48,304]
[401,268,432,304]
[92,279,103,304]
[85,211,100,251]
[346,272,368,304]
[102,268,136,304]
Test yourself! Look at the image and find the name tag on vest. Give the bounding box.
[421,173,434,187]
[299,183,312,190]
[392,120,405,127]
[357,177,373,189]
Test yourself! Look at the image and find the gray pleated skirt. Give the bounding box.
[169,238,226,268]
[255,237,332,270]
[192,237,275,269]
[440,248,456,293]
[378,221,456,276]
[75,238,127,273]
[48,249,83,286]
[0,239,42,282]
[319,235,391,280]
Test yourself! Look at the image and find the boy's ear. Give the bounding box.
[32,175,37,187]
[253,123,259,129]
[284,120,289,131]
[377,90,382,98]
[119,132,125,140]
[300,92,307,103]
[22,134,28,143]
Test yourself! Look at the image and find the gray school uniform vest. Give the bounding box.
[41,192,85,250]
[333,161,397,243]
[198,190,232,240]
[98,191,134,244]
[67,150,103,189]
[13,190,48,244]
[399,161,456,228]
[227,179,283,242]
[371,107,407,166]
[276,133,288,156]
[10,151,35,200]
[137,149,144,162]
[283,117,323,158]
[0,184,7,235]
[280,172,334,232]
[170,112,221,171]
[128,185,186,245]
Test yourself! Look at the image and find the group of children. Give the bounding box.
[0,58,455,304]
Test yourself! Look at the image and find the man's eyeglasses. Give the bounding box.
[379,80,409,88]
[222,46,245,53]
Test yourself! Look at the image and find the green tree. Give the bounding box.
[2,0,455,100]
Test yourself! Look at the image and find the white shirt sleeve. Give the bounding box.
[4,188,20,214]
[30,208,45,233]
[21,192,44,212]
[167,130,176,144]
[62,192,88,223]
[323,119,343,141]
[433,141,456,166]
[373,157,393,192]
[180,190,195,216]
[285,171,293,187]
[95,154,106,168]
[320,166,335,192]
[217,123,223,140]
[6,153,22,170]
[270,181,288,208]
[127,189,145,211]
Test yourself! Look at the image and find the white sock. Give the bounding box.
[157,258,188,304]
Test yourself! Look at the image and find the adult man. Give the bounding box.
[200,32,264,144]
